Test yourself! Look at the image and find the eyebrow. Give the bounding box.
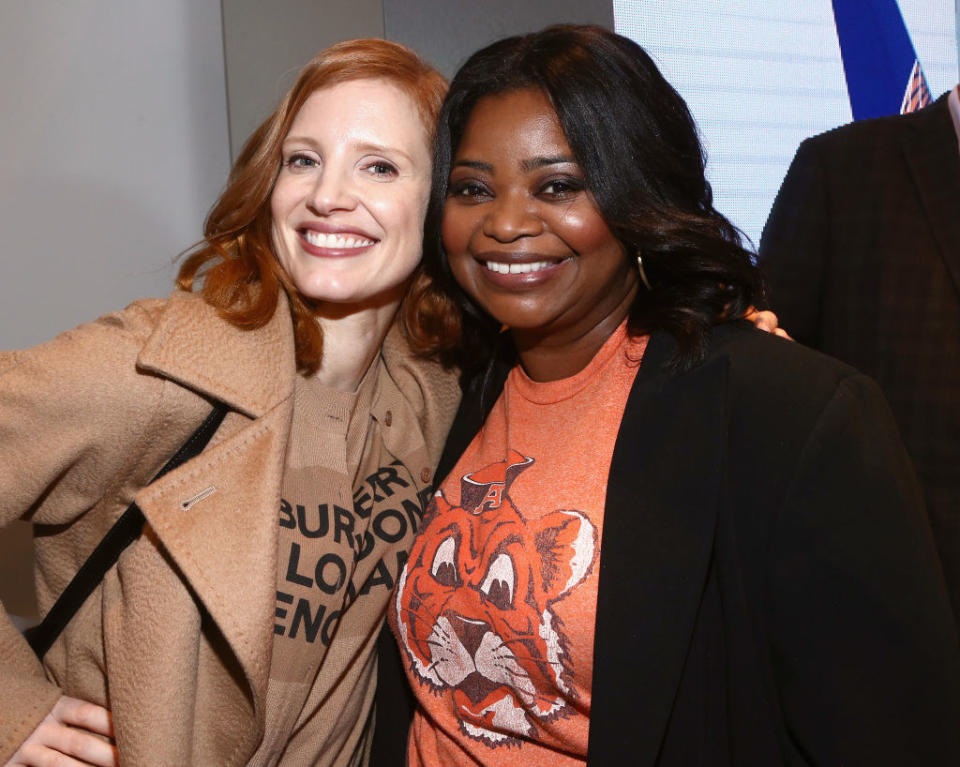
[452,159,493,172]
[281,136,415,164]
[520,155,576,172]
[452,155,576,173]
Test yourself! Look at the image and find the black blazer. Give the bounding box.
[373,322,960,766]
[758,94,960,625]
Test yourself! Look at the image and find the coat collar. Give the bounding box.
[133,291,298,729]
[900,93,960,300]
[136,291,296,418]
[133,403,291,730]
[587,328,729,765]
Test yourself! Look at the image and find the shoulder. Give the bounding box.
[699,322,883,438]
[800,92,950,162]
[710,320,865,385]
[0,290,239,436]
[0,295,170,380]
[0,290,236,381]
[709,320,858,384]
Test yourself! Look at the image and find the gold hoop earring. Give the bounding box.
[636,252,652,291]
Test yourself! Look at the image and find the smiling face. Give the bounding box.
[270,78,432,312]
[442,88,638,372]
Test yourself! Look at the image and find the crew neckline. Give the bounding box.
[509,321,647,405]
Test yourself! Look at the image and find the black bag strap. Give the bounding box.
[26,402,229,658]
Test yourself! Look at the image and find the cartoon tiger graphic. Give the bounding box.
[394,450,598,747]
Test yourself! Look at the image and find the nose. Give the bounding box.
[307,165,357,215]
[481,193,543,242]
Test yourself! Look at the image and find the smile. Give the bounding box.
[483,260,557,275]
[303,230,376,249]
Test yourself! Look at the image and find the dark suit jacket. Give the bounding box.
[758,94,960,625]
[374,322,960,766]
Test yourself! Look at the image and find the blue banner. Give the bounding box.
[832,0,931,119]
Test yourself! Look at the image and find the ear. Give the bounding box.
[533,509,598,600]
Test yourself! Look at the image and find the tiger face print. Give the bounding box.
[394,450,598,746]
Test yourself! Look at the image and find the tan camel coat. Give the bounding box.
[0,291,460,766]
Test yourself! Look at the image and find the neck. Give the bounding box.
[512,287,637,382]
[311,296,401,391]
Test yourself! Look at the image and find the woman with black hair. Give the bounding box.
[381,24,960,766]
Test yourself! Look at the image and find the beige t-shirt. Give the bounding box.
[250,356,431,766]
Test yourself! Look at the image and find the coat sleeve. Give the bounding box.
[766,372,960,764]
[0,301,165,761]
[758,138,830,348]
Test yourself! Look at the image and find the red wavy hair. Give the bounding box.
[177,39,448,375]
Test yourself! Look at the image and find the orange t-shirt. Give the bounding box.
[390,322,647,766]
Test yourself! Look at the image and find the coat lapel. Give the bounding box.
[901,94,960,299]
[588,331,729,766]
[132,292,297,719]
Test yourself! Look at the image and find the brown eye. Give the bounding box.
[365,160,398,178]
[539,176,583,199]
[448,180,491,200]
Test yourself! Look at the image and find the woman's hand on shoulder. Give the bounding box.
[744,307,792,339]
[4,696,117,767]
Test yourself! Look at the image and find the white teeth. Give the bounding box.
[304,230,375,249]
[483,260,552,275]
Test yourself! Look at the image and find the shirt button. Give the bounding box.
[384,410,393,427]
[421,467,432,483]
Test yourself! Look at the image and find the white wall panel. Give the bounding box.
[614,0,958,247]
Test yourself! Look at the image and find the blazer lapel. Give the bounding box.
[588,332,729,766]
[901,94,960,299]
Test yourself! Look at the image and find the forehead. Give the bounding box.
[456,88,571,161]
[288,79,429,153]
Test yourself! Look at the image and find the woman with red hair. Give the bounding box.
[0,39,457,767]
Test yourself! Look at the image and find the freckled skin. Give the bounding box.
[442,88,639,382]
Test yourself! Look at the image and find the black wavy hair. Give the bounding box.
[403,24,763,375]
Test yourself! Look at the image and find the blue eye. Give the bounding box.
[283,153,319,172]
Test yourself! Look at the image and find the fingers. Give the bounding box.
[747,309,779,333]
[8,745,95,767]
[37,723,117,767]
[15,738,116,767]
[53,697,114,739]
[5,696,118,767]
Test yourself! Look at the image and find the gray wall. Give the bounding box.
[221,0,614,157]
[222,0,385,160]
[384,0,613,77]
[0,0,231,351]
